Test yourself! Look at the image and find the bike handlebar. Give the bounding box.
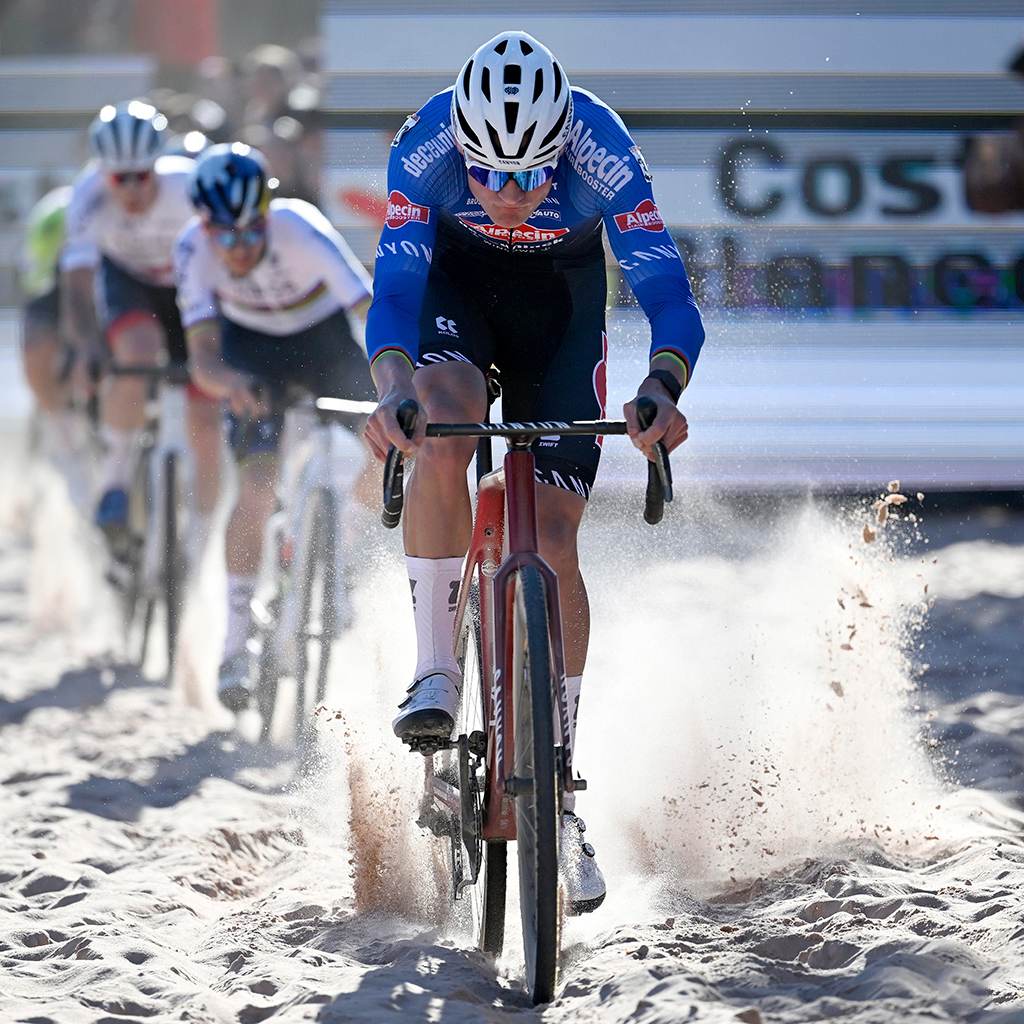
[109,363,192,385]
[381,396,672,529]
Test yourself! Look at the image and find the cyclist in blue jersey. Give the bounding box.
[364,31,705,914]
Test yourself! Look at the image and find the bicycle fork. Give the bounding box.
[490,450,581,804]
[141,383,192,594]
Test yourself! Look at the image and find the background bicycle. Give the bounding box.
[383,396,671,1003]
[106,363,194,679]
[243,391,374,747]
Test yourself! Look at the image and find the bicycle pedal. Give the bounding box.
[405,736,454,756]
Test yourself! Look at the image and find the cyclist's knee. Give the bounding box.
[110,315,163,363]
[536,486,585,566]
[414,360,487,423]
[417,433,477,481]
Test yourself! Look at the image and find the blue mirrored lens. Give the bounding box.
[466,164,556,192]
[214,227,263,248]
[512,166,556,191]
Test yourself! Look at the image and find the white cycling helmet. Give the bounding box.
[88,100,168,172]
[451,31,573,174]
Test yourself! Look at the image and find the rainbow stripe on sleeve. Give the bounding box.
[649,348,691,391]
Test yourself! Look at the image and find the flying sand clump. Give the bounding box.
[863,482,920,544]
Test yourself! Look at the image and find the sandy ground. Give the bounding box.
[3,443,1024,1024]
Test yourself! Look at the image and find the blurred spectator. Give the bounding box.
[963,42,1024,213]
[237,43,322,204]
[195,55,245,131]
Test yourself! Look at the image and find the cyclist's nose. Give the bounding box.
[498,179,526,202]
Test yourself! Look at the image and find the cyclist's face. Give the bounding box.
[107,169,157,215]
[205,221,267,277]
[466,174,553,228]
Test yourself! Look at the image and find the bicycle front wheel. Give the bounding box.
[294,487,335,744]
[163,451,185,678]
[512,565,560,1004]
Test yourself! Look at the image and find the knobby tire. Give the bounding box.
[163,451,182,678]
[512,565,560,1004]
[295,487,334,745]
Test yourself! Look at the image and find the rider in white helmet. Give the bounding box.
[366,30,705,917]
[451,30,573,184]
[61,101,223,550]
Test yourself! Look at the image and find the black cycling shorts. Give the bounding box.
[23,286,60,337]
[417,241,608,499]
[97,256,188,364]
[223,308,375,460]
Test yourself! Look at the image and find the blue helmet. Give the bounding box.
[188,143,275,227]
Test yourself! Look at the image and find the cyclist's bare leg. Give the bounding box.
[535,483,588,677]
[403,361,488,558]
[103,315,162,431]
[225,456,278,576]
[221,455,278,670]
[97,316,162,510]
[186,393,222,517]
[22,320,67,414]
[392,361,487,741]
[536,483,603,903]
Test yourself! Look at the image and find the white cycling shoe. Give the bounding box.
[392,671,460,752]
[560,812,606,915]
[217,651,252,712]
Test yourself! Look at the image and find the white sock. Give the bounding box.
[223,573,257,661]
[187,511,213,569]
[99,425,139,491]
[564,673,582,750]
[560,673,583,814]
[407,555,464,683]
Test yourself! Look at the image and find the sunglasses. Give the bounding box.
[110,170,153,187]
[466,164,557,193]
[211,224,265,249]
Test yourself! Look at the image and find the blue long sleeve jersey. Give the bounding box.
[365,88,705,387]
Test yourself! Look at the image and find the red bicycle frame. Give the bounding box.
[451,446,577,842]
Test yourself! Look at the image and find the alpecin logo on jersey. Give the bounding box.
[460,219,570,245]
[613,199,665,234]
[566,120,634,200]
[386,191,430,229]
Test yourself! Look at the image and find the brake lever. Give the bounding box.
[381,399,419,529]
[635,396,673,526]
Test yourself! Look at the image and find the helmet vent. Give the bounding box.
[494,38,508,55]
[129,115,143,154]
[520,39,534,55]
[552,63,563,101]
[539,98,569,148]
[455,101,481,147]
[514,122,536,160]
[504,64,521,85]
[533,68,544,103]
[504,102,518,135]
[481,67,491,102]
[462,60,474,98]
